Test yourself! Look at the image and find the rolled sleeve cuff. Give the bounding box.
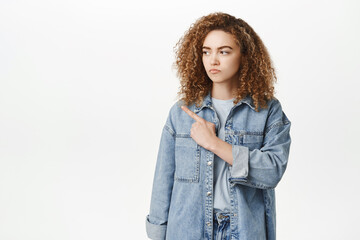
[229,145,249,182]
[145,215,167,240]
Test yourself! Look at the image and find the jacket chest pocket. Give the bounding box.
[174,136,200,183]
[229,132,264,151]
[242,134,264,150]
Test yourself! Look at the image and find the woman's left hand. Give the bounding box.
[181,105,218,150]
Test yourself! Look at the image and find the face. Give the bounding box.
[202,30,242,85]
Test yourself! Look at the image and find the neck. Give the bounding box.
[211,82,238,100]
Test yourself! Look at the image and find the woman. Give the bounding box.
[145,12,291,240]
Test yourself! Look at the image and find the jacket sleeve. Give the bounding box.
[145,113,176,240]
[229,99,292,189]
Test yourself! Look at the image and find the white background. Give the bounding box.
[1,0,359,239]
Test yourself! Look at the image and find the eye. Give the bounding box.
[202,51,210,55]
[220,51,229,55]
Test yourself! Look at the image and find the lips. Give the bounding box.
[210,69,220,73]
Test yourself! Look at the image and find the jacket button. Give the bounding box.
[207,222,211,226]
[207,191,211,196]
[207,161,212,166]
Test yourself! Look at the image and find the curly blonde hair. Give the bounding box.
[174,12,277,112]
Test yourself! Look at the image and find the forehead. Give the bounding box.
[202,30,238,47]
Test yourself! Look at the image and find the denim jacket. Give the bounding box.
[145,91,291,240]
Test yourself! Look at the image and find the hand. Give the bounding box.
[181,105,218,150]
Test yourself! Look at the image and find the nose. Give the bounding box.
[210,53,219,66]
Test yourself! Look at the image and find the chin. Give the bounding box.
[210,79,228,84]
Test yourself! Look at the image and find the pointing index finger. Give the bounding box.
[181,105,204,122]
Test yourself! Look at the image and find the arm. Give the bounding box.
[145,115,176,240]
[181,100,291,190]
[208,138,233,165]
[228,100,291,189]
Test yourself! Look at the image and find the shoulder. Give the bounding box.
[264,97,291,132]
[266,96,280,108]
[168,99,197,118]
[164,99,199,134]
[163,100,190,133]
[261,96,287,115]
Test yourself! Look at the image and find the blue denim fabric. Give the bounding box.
[145,91,292,240]
[213,211,231,240]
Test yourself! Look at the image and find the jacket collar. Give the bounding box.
[194,91,256,113]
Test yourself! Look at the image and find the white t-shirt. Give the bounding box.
[211,97,235,212]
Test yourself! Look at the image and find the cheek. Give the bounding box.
[223,59,239,73]
[229,57,241,72]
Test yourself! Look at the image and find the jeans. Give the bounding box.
[213,211,231,240]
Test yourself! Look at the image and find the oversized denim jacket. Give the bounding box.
[145,91,291,240]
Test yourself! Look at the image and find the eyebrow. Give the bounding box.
[202,46,233,50]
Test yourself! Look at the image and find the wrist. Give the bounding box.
[207,136,220,152]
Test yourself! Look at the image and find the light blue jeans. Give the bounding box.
[213,211,231,240]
